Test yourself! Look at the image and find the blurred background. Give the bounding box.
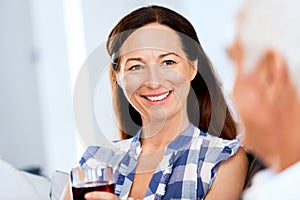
[0,0,243,178]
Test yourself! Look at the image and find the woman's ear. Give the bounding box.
[111,68,122,88]
[190,59,198,81]
[115,72,124,89]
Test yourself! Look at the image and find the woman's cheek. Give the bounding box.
[122,76,143,100]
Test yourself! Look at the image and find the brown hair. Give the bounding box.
[107,5,236,140]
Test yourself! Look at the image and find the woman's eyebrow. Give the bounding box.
[159,52,180,59]
[123,52,179,65]
[124,57,143,65]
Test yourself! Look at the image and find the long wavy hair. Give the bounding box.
[106,5,237,140]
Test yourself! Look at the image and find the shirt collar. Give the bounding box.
[129,123,197,157]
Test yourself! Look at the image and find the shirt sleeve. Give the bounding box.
[79,139,133,169]
[209,138,240,187]
[79,146,100,167]
[197,135,240,193]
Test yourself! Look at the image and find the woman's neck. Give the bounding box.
[140,112,190,153]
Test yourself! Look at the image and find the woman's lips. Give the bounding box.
[141,90,173,104]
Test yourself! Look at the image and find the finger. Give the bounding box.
[84,191,119,200]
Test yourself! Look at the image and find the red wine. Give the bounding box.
[72,180,115,200]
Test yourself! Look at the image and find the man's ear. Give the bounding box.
[257,49,288,102]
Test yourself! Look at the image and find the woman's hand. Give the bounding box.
[84,192,120,200]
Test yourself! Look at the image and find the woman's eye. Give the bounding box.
[162,60,176,66]
[129,65,144,71]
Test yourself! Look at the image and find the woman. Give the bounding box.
[80,5,248,200]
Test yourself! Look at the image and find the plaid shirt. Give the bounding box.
[80,123,239,200]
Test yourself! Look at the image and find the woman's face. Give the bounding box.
[116,23,197,124]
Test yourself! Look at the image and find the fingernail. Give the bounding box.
[85,193,91,199]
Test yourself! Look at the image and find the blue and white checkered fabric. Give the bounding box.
[80,123,240,200]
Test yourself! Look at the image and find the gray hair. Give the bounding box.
[239,0,300,95]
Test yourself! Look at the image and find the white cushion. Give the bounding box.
[0,159,50,200]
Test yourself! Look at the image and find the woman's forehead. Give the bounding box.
[119,24,186,58]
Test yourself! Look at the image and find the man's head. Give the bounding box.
[228,0,300,171]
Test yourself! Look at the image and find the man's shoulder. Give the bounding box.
[242,161,300,199]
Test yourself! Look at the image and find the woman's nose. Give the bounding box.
[144,64,163,88]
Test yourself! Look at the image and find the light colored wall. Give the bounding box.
[30,0,78,176]
[0,0,78,177]
[0,0,45,171]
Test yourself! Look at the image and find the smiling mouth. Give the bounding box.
[142,90,172,102]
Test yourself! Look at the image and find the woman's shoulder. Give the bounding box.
[193,127,240,151]
[79,138,134,168]
[186,126,244,193]
[199,127,240,150]
[191,127,240,164]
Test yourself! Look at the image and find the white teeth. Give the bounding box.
[146,92,170,101]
